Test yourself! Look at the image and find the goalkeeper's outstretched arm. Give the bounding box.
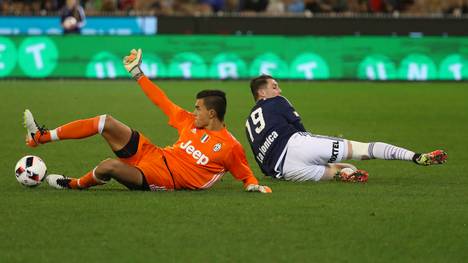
[123,48,182,118]
[227,144,272,194]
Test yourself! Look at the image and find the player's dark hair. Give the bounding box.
[250,74,274,101]
[196,90,227,121]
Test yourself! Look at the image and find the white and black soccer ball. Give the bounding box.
[14,155,47,187]
[63,16,77,30]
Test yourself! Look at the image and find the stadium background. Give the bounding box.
[0,1,467,262]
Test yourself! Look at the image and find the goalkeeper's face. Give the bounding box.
[194,99,211,128]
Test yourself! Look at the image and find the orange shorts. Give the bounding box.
[118,133,175,191]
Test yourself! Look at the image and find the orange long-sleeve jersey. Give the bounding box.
[137,76,259,190]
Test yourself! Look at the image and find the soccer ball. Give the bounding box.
[14,155,47,187]
[63,16,77,30]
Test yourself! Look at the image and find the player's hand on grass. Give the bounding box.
[123,48,143,80]
[245,184,272,194]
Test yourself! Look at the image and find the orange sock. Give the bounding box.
[35,130,51,144]
[69,170,107,189]
[38,115,106,144]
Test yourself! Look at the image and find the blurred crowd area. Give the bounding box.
[1,0,467,16]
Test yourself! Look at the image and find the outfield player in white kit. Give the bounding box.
[245,75,448,183]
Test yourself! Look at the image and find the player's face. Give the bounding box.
[260,79,281,99]
[67,0,77,7]
[194,99,211,128]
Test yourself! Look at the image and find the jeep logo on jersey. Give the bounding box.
[180,140,209,165]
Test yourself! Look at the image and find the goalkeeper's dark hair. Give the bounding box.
[196,90,227,121]
[250,74,274,101]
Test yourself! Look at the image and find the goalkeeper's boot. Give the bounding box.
[24,109,49,148]
[46,174,72,189]
[414,150,448,166]
[339,169,369,183]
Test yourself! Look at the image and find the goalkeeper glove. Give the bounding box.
[245,184,272,194]
[123,48,143,80]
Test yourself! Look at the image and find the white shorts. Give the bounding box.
[281,132,348,182]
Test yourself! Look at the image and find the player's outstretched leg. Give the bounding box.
[47,159,145,190]
[46,170,108,190]
[348,141,448,166]
[24,109,107,148]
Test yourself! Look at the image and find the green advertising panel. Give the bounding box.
[209,53,248,79]
[18,37,58,78]
[358,54,397,80]
[2,35,468,80]
[289,53,330,79]
[0,37,17,77]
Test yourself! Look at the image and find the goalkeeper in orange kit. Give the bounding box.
[24,49,271,193]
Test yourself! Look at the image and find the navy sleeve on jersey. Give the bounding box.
[291,120,306,132]
[277,96,306,132]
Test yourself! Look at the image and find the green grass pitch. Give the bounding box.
[0,80,467,262]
